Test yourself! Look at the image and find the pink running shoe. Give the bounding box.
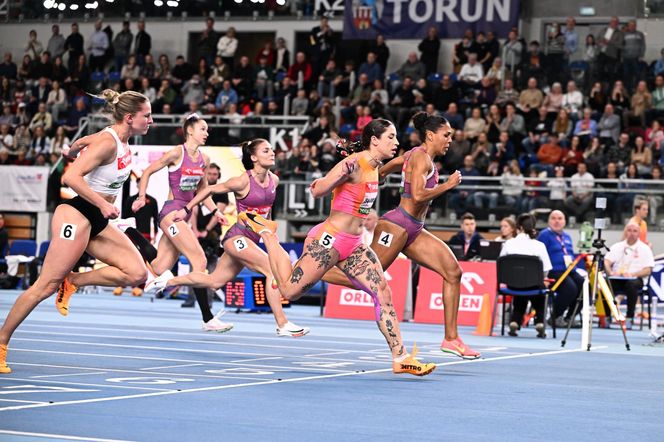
[440,337,481,360]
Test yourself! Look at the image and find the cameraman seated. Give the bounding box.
[500,213,552,338]
[449,213,484,260]
[604,222,654,329]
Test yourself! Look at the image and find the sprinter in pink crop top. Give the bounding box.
[324,112,480,360]
[239,120,436,376]
[147,138,310,338]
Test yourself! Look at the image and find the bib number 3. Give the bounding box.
[234,237,248,252]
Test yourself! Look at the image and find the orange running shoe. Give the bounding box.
[55,276,78,317]
[440,337,481,360]
[113,287,123,296]
[131,287,143,297]
[392,343,436,376]
[238,212,277,235]
[0,344,11,374]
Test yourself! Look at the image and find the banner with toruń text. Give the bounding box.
[0,166,49,212]
[343,0,520,40]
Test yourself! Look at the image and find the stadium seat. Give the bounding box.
[108,71,121,84]
[427,72,441,82]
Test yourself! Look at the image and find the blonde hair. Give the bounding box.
[92,89,149,123]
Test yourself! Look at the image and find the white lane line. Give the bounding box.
[0,347,587,413]
[32,372,108,379]
[0,376,176,392]
[0,429,134,442]
[140,363,203,371]
[228,357,283,363]
[0,399,47,404]
[10,348,356,373]
[303,351,351,357]
[10,362,273,382]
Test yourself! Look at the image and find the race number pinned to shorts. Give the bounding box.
[377,231,393,247]
[234,237,248,252]
[167,223,179,237]
[320,232,336,249]
[60,223,77,240]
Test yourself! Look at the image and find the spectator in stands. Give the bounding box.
[24,29,43,61]
[647,165,662,223]
[172,55,195,90]
[51,56,68,84]
[547,166,567,211]
[291,89,308,116]
[471,132,491,174]
[543,82,564,117]
[255,40,275,67]
[0,125,12,152]
[418,26,440,75]
[156,54,173,82]
[1,77,13,104]
[113,21,133,73]
[369,34,390,74]
[0,53,17,80]
[208,55,230,87]
[583,136,606,177]
[28,126,50,160]
[484,104,502,144]
[458,53,484,94]
[484,56,503,87]
[652,75,664,123]
[562,80,583,119]
[46,80,67,122]
[503,29,523,76]
[316,59,339,100]
[88,20,109,72]
[552,108,573,143]
[496,216,517,242]
[463,107,486,143]
[396,52,426,85]
[562,135,584,176]
[614,163,643,223]
[588,81,607,115]
[547,23,566,84]
[32,51,53,81]
[483,31,500,72]
[197,17,220,66]
[62,97,88,136]
[494,78,520,108]
[287,51,313,89]
[253,56,274,100]
[563,17,579,61]
[624,80,652,128]
[499,159,523,207]
[154,79,176,113]
[181,75,204,107]
[499,103,526,144]
[139,77,156,104]
[118,55,140,82]
[606,132,632,171]
[214,80,237,113]
[597,104,621,146]
[12,124,30,155]
[433,74,460,114]
[628,198,650,245]
[518,77,544,123]
[0,105,16,128]
[573,108,598,147]
[453,30,478,73]
[501,213,551,338]
[49,125,69,156]
[604,222,654,329]
[565,162,595,221]
[133,19,151,65]
[17,55,33,84]
[0,149,9,165]
[309,15,335,76]
[583,34,600,85]
[274,37,290,73]
[358,52,382,84]
[443,102,464,131]
[523,105,553,158]
[449,213,484,261]
[597,16,624,85]
[536,133,564,173]
[632,136,652,175]
[15,102,30,128]
[622,20,646,92]
[46,25,65,60]
[29,103,53,134]
[610,80,630,117]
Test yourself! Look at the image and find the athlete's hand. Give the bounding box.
[172,208,187,222]
[100,201,120,219]
[131,196,146,213]
[215,210,229,226]
[445,170,462,189]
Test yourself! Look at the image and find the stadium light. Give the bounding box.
[70,3,79,9]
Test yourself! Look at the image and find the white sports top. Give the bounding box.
[84,127,132,196]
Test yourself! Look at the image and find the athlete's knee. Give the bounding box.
[444,263,463,284]
[188,253,207,272]
[126,267,148,287]
[377,281,393,304]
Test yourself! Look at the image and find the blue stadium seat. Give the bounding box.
[427,72,441,82]
[108,71,121,83]
[38,240,50,258]
[8,240,37,257]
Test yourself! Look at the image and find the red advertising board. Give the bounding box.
[413,261,497,326]
[324,258,411,321]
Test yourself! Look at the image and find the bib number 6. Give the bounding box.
[60,223,77,240]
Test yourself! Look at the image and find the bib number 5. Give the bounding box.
[320,232,336,249]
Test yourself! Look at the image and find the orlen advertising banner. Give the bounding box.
[414,261,496,326]
[343,0,520,40]
[324,258,410,321]
[0,165,49,212]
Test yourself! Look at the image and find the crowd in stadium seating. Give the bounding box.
[1,15,663,221]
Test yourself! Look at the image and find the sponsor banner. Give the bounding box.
[343,0,520,40]
[324,258,410,320]
[0,165,49,212]
[650,260,664,303]
[414,261,497,326]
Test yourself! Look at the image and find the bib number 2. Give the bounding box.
[168,223,179,237]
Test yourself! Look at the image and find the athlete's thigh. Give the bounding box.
[287,236,340,294]
[369,219,409,270]
[206,252,245,287]
[160,217,205,267]
[404,228,459,275]
[338,244,387,293]
[86,224,145,272]
[37,205,92,284]
[224,235,272,276]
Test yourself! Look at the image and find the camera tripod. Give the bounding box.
[554,232,630,351]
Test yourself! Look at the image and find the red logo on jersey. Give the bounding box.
[117,149,131,170]
[366,182,378,192]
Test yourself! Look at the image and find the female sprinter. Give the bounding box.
[148,138,310,337]
[324,112,481,359]
[240,120,436,376]
[128,113,232,333]
[1,89,152,373]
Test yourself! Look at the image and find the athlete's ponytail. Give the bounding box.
[89,89,148,123]
[240,138,268,170]
[411,111,449,141]
[516,213,538,239]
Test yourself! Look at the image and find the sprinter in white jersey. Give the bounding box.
[0,89,153,374]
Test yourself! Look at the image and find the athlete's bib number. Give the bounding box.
[377,231,393,247]
[60,223,77,240]
[234,238,248,252]
[320,232,336,249]
[168,223,179,237]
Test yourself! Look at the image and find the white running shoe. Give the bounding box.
[202,316,234,333]
[276,321,310,337]
[144,270,175,294]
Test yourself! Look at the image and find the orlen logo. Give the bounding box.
[460,272,484,293]
[339,289,375,307]
[429,293,484,312]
